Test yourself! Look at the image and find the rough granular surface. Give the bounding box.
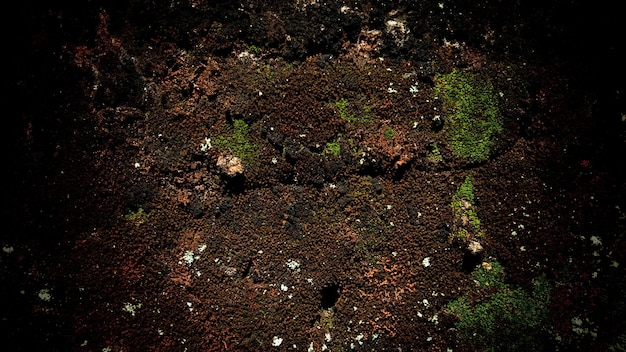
[4,1,624,351]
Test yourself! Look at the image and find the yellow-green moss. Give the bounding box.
[212,119,260,165]
[434,69,503,163]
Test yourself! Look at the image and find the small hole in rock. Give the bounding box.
[462,251,482,273]
[320,284,340,310]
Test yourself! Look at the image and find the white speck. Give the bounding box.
[200,137,212,152]
[272,336,283,347]
[286,259,301,272]
[592,272,598,278]
[38,289,52,301]
[325,332,332,342]
[280,284,289,292]
[611,261,619,268]
[2,246,14,254]
[422,299,429,306]
[422,257,431,267]
[271,157,278,164]
[308,342,315,352]
[134,162,141,168]
[438,2,444,9]
[355,333,364,345]
[198,244,207,252]
[122,301,142,316]
[520,246,526,252]
[590,236,602,246]
[182,250,195,265]
[417,311,423,318]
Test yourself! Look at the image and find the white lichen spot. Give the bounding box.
[355,333,365,345]
[272,336,283,347]
[38,288,52,301]
[182,250,195,265]
[280,284,289,292]
[200,137,212,152]
[422,257,431,267]
[590,236,602,246]
[3,246,14,254]
[122,300,142,316]
[286,259,301,272]
[325,332,332,342]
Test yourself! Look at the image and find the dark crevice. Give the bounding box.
[320,284,340,310]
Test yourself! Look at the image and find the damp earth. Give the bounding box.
[4,1,625,351]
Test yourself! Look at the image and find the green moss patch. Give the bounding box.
[434,69,503,163]
[212,119,261,165]
[445,262,553,352]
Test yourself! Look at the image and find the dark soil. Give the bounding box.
[4,1,625,351]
